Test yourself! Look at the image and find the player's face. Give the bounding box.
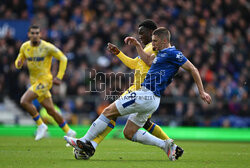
[138,26,152,45]
[152,35,168,51]
[28,28,41,44]
[152,35,162,51]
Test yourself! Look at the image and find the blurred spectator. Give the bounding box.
[182,102,198,126]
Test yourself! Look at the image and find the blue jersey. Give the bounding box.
[142,46,187,97]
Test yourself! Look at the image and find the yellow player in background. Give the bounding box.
[15,25,76,140]
[91,20,170,150]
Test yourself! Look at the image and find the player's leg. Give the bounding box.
[64,102,120,156]
[40,97,76,137]
[20,90,41,123]
[124,114,166,148]
[92,90,131,146]
[124,114,178,161]
[143,117,184,158]
[143,117,170,140]
[80,102,120,143]
[92,118,117,148]
[20,90,48,140]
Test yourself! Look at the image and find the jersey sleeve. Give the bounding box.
[49,44,67,80]
[166,51,187,66]
[15,44,26,69]
[116,51,138,69]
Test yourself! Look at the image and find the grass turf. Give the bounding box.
[0,136,249,168]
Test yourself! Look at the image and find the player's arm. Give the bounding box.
[51,45,67,85]
[124,37,155,66]
[107,43,138,69]
[181,60,212,104]
[15,45,26,69]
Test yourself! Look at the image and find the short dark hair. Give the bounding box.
[153,27,171,42]
[138,19,157,30]
[29,25,40,31]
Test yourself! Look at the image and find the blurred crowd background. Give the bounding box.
[0,0,249,127]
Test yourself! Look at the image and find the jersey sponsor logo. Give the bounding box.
[176,52,184,62]
[27,57,45,62]
[36,83,45,90]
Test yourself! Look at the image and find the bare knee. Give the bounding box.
[123,127,134,140]
[103,106,112,115]
[20,97,29,107]
[102,104,119,119]
[102,107,113,119]
[123,120,140,140]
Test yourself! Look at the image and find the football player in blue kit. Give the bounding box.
[65,27,212,161]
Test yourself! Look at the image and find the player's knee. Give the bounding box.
[103,106,111,113]
[20,98,28,107]
[123,128,133,140]
[102,106,119,119]
[102,107,111,116]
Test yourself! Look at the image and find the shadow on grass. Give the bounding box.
[63,158,169,162]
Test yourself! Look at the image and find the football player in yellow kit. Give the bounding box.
[93,20,170,145]
[15,25,76,140]
[66,20,183,160]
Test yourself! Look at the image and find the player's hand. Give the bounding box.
[200,92,212,104]
[17,60,23,67]
[53,77,62,85]
[124,37,140,46]
[107,43,120,55]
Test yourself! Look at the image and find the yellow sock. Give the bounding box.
[93,120,116,144]
[59,121,70,133]
[147,123,169,140]
[32,114,43,126]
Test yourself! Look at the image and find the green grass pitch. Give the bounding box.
[0,136,249,168]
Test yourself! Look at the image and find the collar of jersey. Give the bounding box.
[29,40,43,47]
[145,42,152,48]
[159,46,175,53]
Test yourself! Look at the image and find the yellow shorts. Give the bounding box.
[29,81,52,102]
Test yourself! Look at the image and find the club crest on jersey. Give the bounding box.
[176,52,184,62]
[36,83,45,90]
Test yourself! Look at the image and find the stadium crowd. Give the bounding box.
[0,0,249,127]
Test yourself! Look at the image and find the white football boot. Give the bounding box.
[35,123,48,141]
[65,129,77,147]
[163,139,177,161]
[64,136,82,151]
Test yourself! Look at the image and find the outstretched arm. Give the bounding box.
[15,45,26,69]
[181,60,212,104]
[107,43,138,69]
[124,37,155,66]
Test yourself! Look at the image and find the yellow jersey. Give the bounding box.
[15,40,67,84]
[117,42,157,96]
